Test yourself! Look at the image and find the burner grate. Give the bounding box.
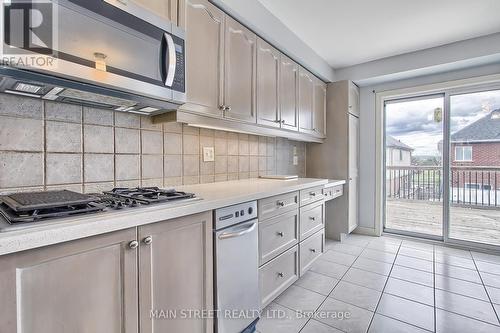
[2,190,97,212]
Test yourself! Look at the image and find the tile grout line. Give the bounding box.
[471,250,500,325]
[296,240,372,333]
[366,240,402,332]
[433,244,436,333]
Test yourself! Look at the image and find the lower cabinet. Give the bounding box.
[259,245,299,308]
[0,211,213,333]
[138,211,213,333]
[0,228,138,333]
[299,228,324,276]
[258,188,325,308]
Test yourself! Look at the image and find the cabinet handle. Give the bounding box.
[277,272,284,278]
[309,216,316,221]
[281,120,285,124]
[225,106,231,112]
[310,248,317,253]
[128,240,139,249]
[219,105,226,110]
[276,231,284,237]
[274,120,281,123]
[143,236,153,245]
[277,201,285,207]
[309,192,316,196]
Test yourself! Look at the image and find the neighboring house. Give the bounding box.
[386,135,413,167]
[451,109,500,167]
[450,109,500,196]
[386,136,414,198]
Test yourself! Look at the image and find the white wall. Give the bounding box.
[358,62,500,231]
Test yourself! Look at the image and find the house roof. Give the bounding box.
[386,136,414,151]
[451,109,500,143]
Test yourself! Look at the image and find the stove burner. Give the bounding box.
[0,187,197,224]
[104,187,195,204]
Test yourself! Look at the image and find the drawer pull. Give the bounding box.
[309,216,316,221]
[277,272,284,278]
[277,201,285,207]
[310,248,317,253]
[309,192,317,196]
[276,231,284,237]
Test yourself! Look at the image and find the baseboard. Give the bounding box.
[353,226,380,237]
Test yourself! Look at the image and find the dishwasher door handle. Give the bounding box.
[218,222,257,240]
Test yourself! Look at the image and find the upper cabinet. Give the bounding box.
[348,81,360,117]
[223,17,257,123]
[131,0,179,25]
[279,54,299,131]
[184,0,225,117]
[298,66,314,134]
[167,0,328,142]
[256,38,280,128]
[313,77,326,138]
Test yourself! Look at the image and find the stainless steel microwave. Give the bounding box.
[0,0,186,115]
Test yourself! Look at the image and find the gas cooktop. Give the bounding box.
[0,187,198,225]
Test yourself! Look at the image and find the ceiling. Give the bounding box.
[257,0,500,69]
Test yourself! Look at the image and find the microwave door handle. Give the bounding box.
[164,33,176,87]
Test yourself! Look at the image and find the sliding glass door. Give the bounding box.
[448,89,500,247]
[384,95,445,239]
[383,84,500,248]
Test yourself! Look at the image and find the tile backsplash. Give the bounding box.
[0,94,306,194]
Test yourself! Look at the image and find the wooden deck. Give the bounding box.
[386,199,500,246]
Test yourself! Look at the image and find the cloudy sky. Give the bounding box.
[386,90,500,156]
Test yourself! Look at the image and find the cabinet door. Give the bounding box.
[348,176,359,232]
[0,228,138,333]
[348,81,360,117]
[256,38,280,127]
[312,78,326,137]
[224,16,257,123]
[138,212,213,333]
[130,0,178,25]
[185,0,225,117]
[279,54,299,131]
[298,67,314,134]
[348,114,359,232]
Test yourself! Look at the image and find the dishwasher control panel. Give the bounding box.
[214,201,258,230]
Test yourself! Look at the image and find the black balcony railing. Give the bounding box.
[386,166,500,207]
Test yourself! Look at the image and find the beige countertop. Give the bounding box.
[0,178,329,256]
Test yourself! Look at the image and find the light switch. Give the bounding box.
[203,147,215,162]
[293,156,298,165]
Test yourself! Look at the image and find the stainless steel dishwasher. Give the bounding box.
[214,201,260,333]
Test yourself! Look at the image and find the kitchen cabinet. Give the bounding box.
[130,0,179,25]
[223,16,257,123]
[184,0,225,117]
[279,54,299,131]
[257,187,325,307]
[138,211,213,333]
[0,212,213,333]
[298,66,315,134]
[0,228,138,333]
[256,38,280,127]
[306,80,360,240]
[158,0,327,143]
[313,77,327,138]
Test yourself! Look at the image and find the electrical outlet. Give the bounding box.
[293,156,298,165]
[203,147,215,162]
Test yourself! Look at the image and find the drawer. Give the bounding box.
[299,229,325,276]
[299,201,324,240]
[300,186,324,206]
[259,210,299,265]
[323,185,343,201]
[258,191,299,221]
[259,245,299,308]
